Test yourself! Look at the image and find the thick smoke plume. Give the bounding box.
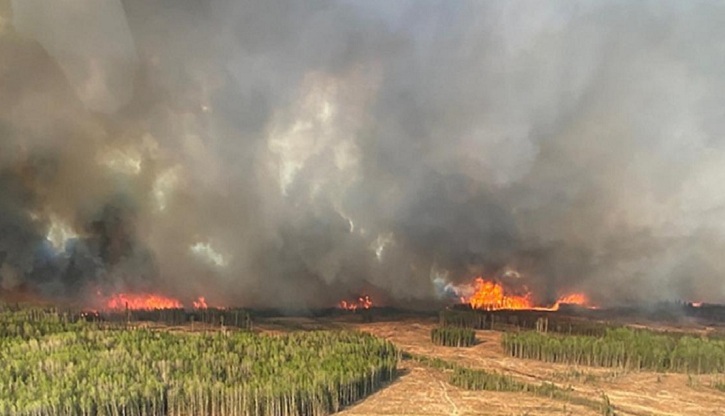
[1,0,725,308]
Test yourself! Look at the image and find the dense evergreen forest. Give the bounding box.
[502,328,725,373]
[0,308,398,415]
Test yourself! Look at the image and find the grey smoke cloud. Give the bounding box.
[1,0,725,307]
[12,0,138,113]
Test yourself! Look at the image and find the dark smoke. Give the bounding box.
[1,0,725,308]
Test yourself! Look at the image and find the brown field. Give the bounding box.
[255,316,725,416]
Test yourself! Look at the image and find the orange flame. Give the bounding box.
[339,295,373,311]
[97,291,215,311]
[551,292,589,310]
[465,277,591,311]
[192,296,208,309]
[467,278,533,310]
[105,293,183,310]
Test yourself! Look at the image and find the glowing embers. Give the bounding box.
[104,293,182,310]
[100,292,210,310]
[339,295,373,311]
[464,277,591,311]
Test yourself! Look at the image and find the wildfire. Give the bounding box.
[192,296,208,309]
[464,277,590,311]
[467,279,533,310]
[551,293,589,310]
[339,295,373,311]
[105,293,183,310]
[100,292,211,310]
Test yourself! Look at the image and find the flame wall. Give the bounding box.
[2,1,725,308]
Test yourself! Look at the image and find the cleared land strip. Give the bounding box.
[341,319,725,416]
[337,361,601,416]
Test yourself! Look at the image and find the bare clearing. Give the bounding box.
[336,360,600,416]
[256,316,725,416]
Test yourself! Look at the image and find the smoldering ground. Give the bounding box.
[1,0,725,308]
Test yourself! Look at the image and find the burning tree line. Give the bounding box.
[0,308,398,416]
[458,278,590,311]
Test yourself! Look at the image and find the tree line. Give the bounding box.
[430,326,476,347]
[439,309,615,336]
[502,328,725,373]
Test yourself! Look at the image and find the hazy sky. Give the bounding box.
[2,0,725,308]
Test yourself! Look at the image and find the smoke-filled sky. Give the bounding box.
[1,0,725,308]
